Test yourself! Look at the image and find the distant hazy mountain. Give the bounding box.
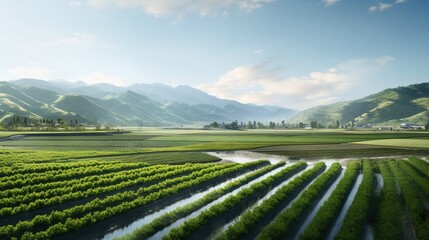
[0,79,297,126]
[290,82,429,126]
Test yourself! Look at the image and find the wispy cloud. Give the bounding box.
[253,49,264,54]
[198,56,394,109]
[323,0,341,7]
[80,72,127,86]
[369,0,406,12]
[52,32,99,47]
[8,67,57,80]
[87,0,274,18]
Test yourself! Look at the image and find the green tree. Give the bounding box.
[210,121,219,128]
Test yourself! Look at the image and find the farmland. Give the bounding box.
[1,129,429,239]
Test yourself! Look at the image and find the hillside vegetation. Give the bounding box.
[290,82,429,126]
[0,79,296,126]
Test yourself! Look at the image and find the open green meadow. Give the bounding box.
[1,129,429,239]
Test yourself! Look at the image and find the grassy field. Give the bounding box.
[1,129,429,239]
[1,129,429,161]
[356,139,429,149]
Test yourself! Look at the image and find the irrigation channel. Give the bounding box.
[101,151,365,240]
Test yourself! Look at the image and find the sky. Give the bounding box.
[0,0,428,110]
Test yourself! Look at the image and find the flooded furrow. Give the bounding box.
[375,173,383,194]
[211,164,318,239]
[294,168,344,240]
[206,151,287,164]
[101,164,277,240]
[327,173,363,240]
[146,163,293,240]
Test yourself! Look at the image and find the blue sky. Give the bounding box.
[0,0,428,109]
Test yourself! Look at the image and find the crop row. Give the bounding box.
[399,160,429,197]
[374,161,404,240]
[0,163,175,197]
[255,162,341,240]
[118,161,286,240]
[0,150,120,167]
[219,162,328,240]
[162,162,308,240]
[300,161,360,240]
[335,160,374,240]
[0,161,149,190]
[388,160,429,240]
[407,157,429,177]
[0,163,230,216]
[0,161,264,239]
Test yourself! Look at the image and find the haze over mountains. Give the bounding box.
[0,79,296,126]
[0,79,428,127]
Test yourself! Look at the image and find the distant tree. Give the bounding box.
[247,121,254,129]
[426,121,429,131]
[336,120,340,128]
[24,117,28,126]
[298,122,304,128]
[210,121,219,128]
[281,120,285,128]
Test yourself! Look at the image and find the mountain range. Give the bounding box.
[1,79,428,127]
[290,82,429,126]
[0,79,296,126]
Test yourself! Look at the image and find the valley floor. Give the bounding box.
[1,129,428,239]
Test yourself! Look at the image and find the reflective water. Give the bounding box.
[327,173,363,240]
[294,169,345,240]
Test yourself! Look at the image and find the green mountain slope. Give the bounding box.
[290,82,429,126]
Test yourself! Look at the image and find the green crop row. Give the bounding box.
[162,162,308,240]
[388,160,429,240]
[256,162,341,240]
[0,161,264,239]
[0,164,212,216]
[118,162,286,240]
[374,161,403,240]
[335,160,374,240]
[0,161,149,190]
[300,161,360,240]
[218,162,327,240]
[0,164,176,198]
[407,157,429,177]
[399,161,429,197]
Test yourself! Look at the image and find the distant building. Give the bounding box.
[400,122,426,130]
[377,126,393,131]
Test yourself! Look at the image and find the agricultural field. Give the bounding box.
[1,155,429,239]
[1,129,429,239]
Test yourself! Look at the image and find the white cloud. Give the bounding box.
[80,72,127,86]
[323,0,340,7]
[198,56,394,109]
[88,0,274,17]
[52,32,98,47]
[380,3,393,11]
[8,67,57,80]
[369,0,406,12]
[253,49,264,54]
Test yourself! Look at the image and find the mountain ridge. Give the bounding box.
[0,79,297,126]
[290,82,429,126]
